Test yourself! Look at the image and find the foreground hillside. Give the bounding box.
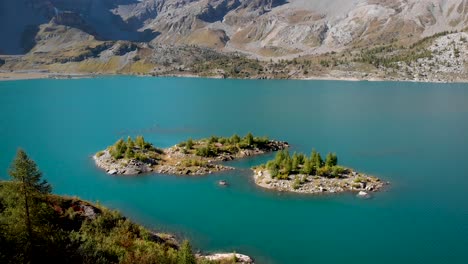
[0,149,250,263]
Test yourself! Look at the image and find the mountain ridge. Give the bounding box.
[0,0,466,82]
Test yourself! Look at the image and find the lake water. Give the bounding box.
[1,77,467,263]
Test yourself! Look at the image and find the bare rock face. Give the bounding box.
[2,0,466,57]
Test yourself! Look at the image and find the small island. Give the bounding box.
[94,133,289,175]
[253,150,386,195]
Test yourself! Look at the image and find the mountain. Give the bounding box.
[0,0,466,82]
[1,0,466,55]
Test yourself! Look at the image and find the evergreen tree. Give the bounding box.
[135,136,145,149]
[325,152,333,167]
[325,152,338,167]
[230,134,241,144]
[270,166,279,178]
[297,153,306,165]
[124,146,134,159]
[111,138,127,159]
[246,132,254,146]
[301,159,314,175]
[316,152,323,168]
[178,240,196,264]
[311,149,323,169]
[274,150,286,164]
[291,152,299,172]
[282,158,292,175]
[4,149,52,262]
[127,136,135,150]
[331,153,338,166]
[186,138,194,149]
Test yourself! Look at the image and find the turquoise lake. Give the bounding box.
[1,77,468,263]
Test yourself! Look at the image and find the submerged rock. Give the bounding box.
[357,191,370,198]
[218,180,228,186]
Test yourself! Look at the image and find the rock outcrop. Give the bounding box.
[197,252,254,263]
[1,0,467,57]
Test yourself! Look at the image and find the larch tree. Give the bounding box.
[5,149,52,262]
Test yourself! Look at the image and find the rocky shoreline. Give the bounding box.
[197,253,254,263]
[93,139,289,176]
[253,168,386,195]
[93,149,233,176]
[2,69,466,83]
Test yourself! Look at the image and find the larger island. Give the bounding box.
[94,133,289,176]
[253,150,386,195]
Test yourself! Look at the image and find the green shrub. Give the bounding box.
[317,166,331,177]
[196,146,217,157]
[292,176,301,190]
[186,138,194,149]
[230,134,241,144]
[331,166,345,178]
[209,136,219,144]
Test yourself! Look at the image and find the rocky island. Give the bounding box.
[94,133,288,176]
[253,150,386,195]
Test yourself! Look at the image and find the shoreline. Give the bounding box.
[1,70,467,84]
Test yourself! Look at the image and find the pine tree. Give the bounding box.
[311,149,323,169]
[127,136,135,150]
[331,153,338,166]
[6,149,52,262]
[124,146,134,159]
[297,153,306,165]
[316,152,323,168]
[325,152,333,167]
[291,152,299,172]
[178,240,196,264]
[325,152,338,167]
[186,138,194,149]
[246,132,254,146]
[301,159,314,175]
[111,138,127,159]
[230,134,241,144]
[283,158,292,175]
[135,136,145,149]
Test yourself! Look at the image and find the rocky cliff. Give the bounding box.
[0,0,466,82]
[1,0,466,55]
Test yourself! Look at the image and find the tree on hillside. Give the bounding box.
[178,240,196,264]
[3,149,53,262]
[186,138,194,149]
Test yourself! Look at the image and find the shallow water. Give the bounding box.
[1,77,467,263]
